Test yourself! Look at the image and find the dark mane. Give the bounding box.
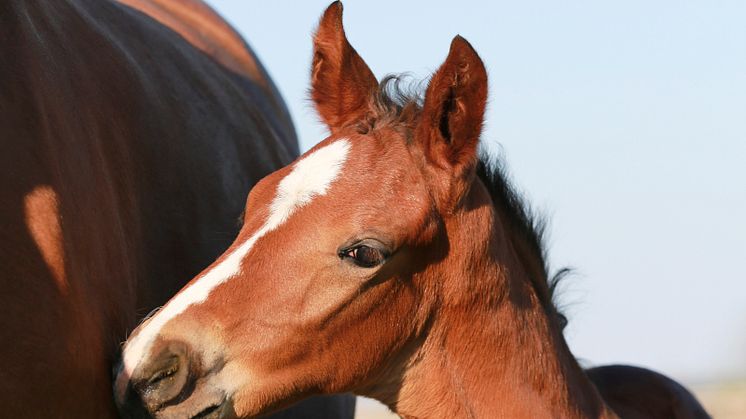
[475,158,569,331]
[369,75,568,330]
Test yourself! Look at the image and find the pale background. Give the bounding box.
[209,1,746,416]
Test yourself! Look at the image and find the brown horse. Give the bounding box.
[115,2,710,418]
[0,0,352,417]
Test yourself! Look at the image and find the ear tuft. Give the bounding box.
[314,1,344,45]
[311,2,378,132]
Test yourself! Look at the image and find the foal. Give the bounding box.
[115,3,709,418]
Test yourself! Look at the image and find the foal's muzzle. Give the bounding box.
[114,340,226,418]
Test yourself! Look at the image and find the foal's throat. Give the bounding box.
[389,301,616,419]
[389,188,615,418]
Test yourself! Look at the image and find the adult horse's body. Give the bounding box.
[0,0,352,417]
[115,2,709,418]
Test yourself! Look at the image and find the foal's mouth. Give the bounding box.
[154,393,231,419]
[189,399,227,419]
[164,396,231,419]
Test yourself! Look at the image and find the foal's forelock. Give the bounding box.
[119,139,352,389]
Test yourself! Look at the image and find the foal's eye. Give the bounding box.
[339,244,387,268]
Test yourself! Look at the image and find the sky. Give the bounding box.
[209,1,746,384]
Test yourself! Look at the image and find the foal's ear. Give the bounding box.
[416,36,488,206]
[311,2,378,132]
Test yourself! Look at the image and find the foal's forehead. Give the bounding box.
[317,131,413,173]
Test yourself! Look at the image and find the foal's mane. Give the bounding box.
[362,75,569,330]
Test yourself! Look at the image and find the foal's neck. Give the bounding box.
[389,185,616,418]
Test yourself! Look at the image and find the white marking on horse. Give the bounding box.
[119,139,351,385]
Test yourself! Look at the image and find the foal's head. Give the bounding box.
[115,3,557,418]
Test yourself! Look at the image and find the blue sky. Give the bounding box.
[210,1,746,384]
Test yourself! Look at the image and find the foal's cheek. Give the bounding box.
[297,279,355,320]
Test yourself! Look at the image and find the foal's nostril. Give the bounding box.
[125,340,194,414]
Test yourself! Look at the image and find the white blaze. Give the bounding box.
[120,139,351,381]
